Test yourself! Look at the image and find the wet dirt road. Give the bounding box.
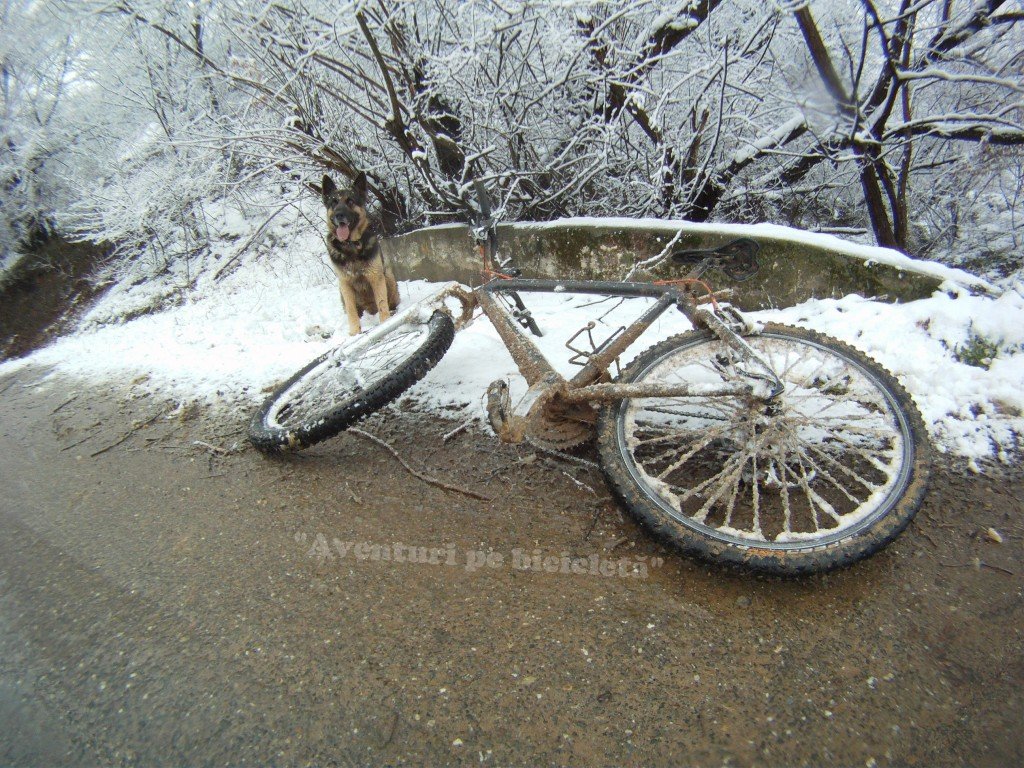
[1,367,1022,766]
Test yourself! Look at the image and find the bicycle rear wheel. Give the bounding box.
[597,324,930,574]
[249,309,455,453]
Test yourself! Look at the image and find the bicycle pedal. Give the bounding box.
[486,379,513,439]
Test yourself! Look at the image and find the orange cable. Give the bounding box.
[652,277,721,309]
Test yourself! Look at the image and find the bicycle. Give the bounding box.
[248,187,931,575]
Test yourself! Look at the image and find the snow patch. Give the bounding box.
[2,211,1020,465]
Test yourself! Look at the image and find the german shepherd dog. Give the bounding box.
[321,172,399,335]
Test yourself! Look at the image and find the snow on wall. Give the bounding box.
[511,218,996,292]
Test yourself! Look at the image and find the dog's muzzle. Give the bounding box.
[331,209,358,241]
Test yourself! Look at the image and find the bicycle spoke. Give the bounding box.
[802,443,885,495]
[666,446,748,505]
[815,432,899,472]
[640,406,734,422]
[722,461,745,529]
[776,458,793,536]
[750,454,762,538]
[796,455,841,525]
[654,422,738,481]
[691,453,750,524]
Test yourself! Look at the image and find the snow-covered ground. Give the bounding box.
[2,203,1022,468]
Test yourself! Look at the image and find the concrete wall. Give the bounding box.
[381,221,944,310]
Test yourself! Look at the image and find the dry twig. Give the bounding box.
[90,411,163,457]
[940,559,1016,576]
[193,439,231,455]
[442,420,472,443]
[349,427,491,501]
[60,423,103,451]
[50,394,79,415]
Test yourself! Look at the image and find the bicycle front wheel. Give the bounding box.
[249,309,455,453]
[597,323,930,574]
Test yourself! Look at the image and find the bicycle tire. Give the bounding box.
[597,323,930,575]
[249,309,455,453]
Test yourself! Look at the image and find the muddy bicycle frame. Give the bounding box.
[430,273,784,444]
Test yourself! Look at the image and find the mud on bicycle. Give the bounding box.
[249,185,931,575]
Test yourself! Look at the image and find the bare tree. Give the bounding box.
[783,0,1023,250]
[3,0,1021,276]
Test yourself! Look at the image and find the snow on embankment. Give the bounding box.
[762,288,1024,465]
[1,207,1020,466]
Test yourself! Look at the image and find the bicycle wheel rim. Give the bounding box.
[266,320,432,431]
[613,330,916,552]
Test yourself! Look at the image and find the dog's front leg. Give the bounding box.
[370,273,392,322]
[338,279,362,335]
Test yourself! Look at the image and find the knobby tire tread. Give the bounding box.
[248,311,455,453]
[596,323,931,575]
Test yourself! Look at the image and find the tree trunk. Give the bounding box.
[859,156,898,249]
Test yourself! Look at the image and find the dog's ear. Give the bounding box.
[321,174,336,206]
[353,172,367,205]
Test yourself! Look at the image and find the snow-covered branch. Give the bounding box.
[0,0,1020,275]
[886,117,1024,145]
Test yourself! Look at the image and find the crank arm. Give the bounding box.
[486,374,564,443]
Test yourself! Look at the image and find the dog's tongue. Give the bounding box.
[335,224,351,241]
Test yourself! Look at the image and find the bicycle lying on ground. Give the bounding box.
[249,186,930,575]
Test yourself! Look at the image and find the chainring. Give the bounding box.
[525,398,597,450]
